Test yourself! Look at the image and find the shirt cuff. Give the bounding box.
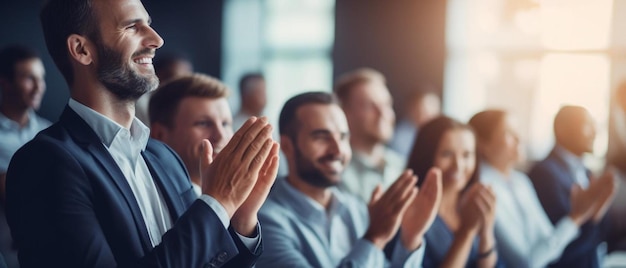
[342,239,385,268]
[198,194,230,229]
[391,237,426,268]
[236,224,261,251]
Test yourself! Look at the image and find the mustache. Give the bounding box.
[318,154,344,162]
[132,48,155,58]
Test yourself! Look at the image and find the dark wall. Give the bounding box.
[0,0,223,122]
[333,0,447,116]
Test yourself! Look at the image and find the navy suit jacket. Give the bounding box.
[528,149,607,268]
[6,107,262,268]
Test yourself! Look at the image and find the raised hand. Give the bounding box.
[590,170,618,223]
[458,183,489,233]
[364,170,417,249]
[400,167,442,251]
[200,117,274,217]
[231,142,280,236]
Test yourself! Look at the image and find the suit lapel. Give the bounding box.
[142,150,185,218]
[59,106,153,250]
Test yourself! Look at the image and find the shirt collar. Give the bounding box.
[68,98,150,150]
[274,178,347,222]
[554,145,585,172]
[0,109,37,130]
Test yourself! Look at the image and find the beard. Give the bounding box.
[96,43,159,101]
[293,145,342,188]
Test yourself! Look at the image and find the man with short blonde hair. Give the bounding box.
[333,68,405,202]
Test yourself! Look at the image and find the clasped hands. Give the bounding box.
[199,117,280,237]
[364,168,443,252]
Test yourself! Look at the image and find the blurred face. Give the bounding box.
[573,112,596,154]
[412,94,441,127]
[343,81,395,144]
[92,0,164,101]
[243,78,267,115]
[288,104,352,188]
[433,129,476,191]
[158,97,233,179]
[480,115,521,166]
[4,58,46,110]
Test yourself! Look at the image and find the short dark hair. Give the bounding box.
[0,45,39,82]
[149,73,229,128]
[406,116,479,188]
[40,0,99,85]
[238,72,264,97]
[279,91,338,139]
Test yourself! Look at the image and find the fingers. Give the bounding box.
[570,183,582,199]
[369,185,383,205]
[220,117,259,156]
[384,170,417,200]
[199,139,214,172]
[422,167,443,198]
[248,138,275,174]
[259,143,281,184]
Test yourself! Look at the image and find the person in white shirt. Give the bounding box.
[334,68,405,202]
[150,73,234,196]
[233,73,266,131]
[469,109,615,268]
[0,44,52,268]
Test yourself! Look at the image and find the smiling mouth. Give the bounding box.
[134,57,153,65]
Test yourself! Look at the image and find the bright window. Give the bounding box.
[444,0,621,170]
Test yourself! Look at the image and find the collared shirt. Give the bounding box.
[389,119,418,158]
[554,145,590,188]
[68,99,258,249]
[340,148,406,202]
[480,162,579,268]
[69,99,171,247]
[257,177,425,267]
[0,110,51,172]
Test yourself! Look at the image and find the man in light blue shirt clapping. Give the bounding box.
[258,92,442,267]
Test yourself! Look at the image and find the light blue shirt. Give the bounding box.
[0,110,51,172]
[389,119,418,158]
[258,177,425,267]
[68,99,258,248]
[480,162,579,268]
[340,149,406,202]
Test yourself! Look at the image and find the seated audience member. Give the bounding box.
[233,73,267,131]
[470,109,614,268]
[135,53,193,125]
[150,73,234,196]
[0,44,51,268]
[257,92,442,267]
[407,116,499,268]
[334,68,405,202]
[389,89,441,158]
[528,106,617,268]
[0,45,51,201]
[6,0,278,266]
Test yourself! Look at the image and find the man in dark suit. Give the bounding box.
[529,105,616,268]
[5,0,279,267]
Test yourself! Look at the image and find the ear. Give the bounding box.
[67,34,95,66]
[280,134,294,158]
[150,122,168,140]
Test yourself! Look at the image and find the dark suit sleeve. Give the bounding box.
[6,136,259,268]
[528,162,605,267]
